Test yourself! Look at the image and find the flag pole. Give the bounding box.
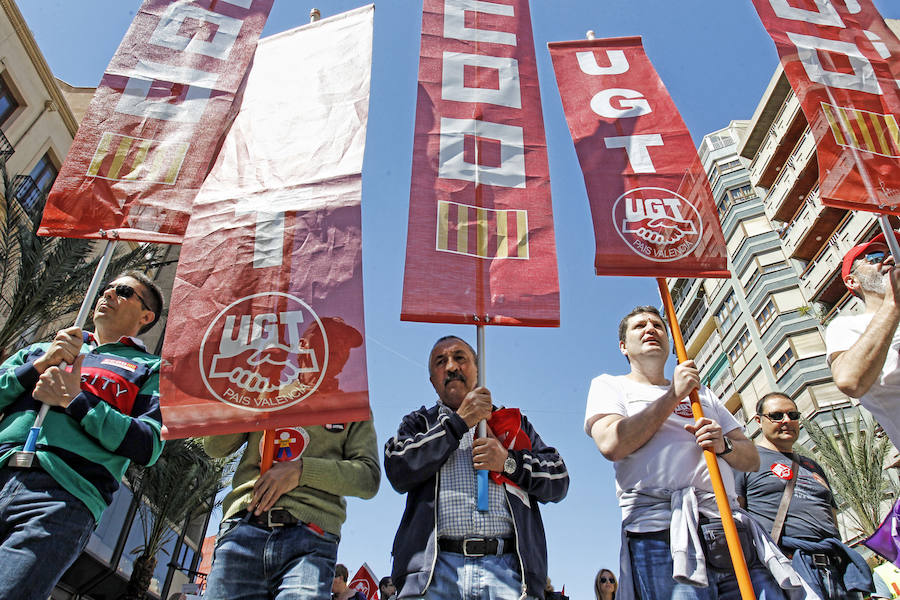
[476,323,489,511]
[879,214,900,260]
[260,5,322,477]
[11,239,119,468]
[657,278,755,600]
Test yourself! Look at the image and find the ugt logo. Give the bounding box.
[612,187,703,262]
[200,292,327,411]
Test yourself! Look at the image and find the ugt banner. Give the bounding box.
[350,563,380,600]
[39,0,273,243]
[401,0,560,327]
[751,0,900,214]
[548,37,729,278]
[160,5,374,438]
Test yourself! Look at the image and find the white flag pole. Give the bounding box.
[476,324,488,511]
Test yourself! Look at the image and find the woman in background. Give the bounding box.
[595,568,617,600]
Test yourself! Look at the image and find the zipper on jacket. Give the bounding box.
[421,471,440,594]
[504,489,528,600]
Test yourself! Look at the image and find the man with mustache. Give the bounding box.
[826,231,900,447]
[736,392,873,599]
[385,335,569,600]
[0,271,165,600]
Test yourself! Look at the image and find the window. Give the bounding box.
[728,184,755,203]
[728,327,751,364]
[0,76,19,126]
[756,298,777,331]
[15,153,57,219]
[29,153,57,195]
[773,347,796,377]
[715,291,738,332]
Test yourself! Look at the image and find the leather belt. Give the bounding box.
[438,537,516,557]
[234,508,299,529]
[810,552,835,569]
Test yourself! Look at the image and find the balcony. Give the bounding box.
[694,332,723,370]
[799,237,846,303]
[763,129,818,222]
[780,187,846,261]
[749,93,803,188]
[0,128,13,163]
[12,174,43,220]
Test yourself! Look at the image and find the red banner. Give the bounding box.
[39,0,273,243]
[159,6,374,438]
[350,563,380,600]
[401,0,559,327]
[751,0,900,214]
[548,37,729,278]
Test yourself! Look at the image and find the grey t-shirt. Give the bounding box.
[735,446,839,542]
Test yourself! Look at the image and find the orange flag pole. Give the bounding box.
[657,278,755,600]
[260,430,276,475]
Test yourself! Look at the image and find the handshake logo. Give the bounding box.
[200,292,327,411]
[612,187,703,262]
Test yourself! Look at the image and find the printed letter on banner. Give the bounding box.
[401,0,560,327]
[160,6,374,438]
[548,37,729,278]
[751,0,900,214]
[39,0,274,243]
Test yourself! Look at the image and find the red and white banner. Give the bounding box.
[751,0,900,214]
[548,37,729,278]
[350,563,380,600]
[159,6,374,438]
[401,0,560,327]
[39,0,273,243]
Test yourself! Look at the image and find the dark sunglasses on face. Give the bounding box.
[762,411,801,422]
[599,577,616,584]
[103,283,152,312]
[862,250,886,265]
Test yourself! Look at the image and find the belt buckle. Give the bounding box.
[266,511,286,528]
[812,553,829,568]
[462,538,485,557]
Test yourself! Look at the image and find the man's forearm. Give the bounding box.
[591,388,681,461]
[832,304,900,397]
[721,436,759,472]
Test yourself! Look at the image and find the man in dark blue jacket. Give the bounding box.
[384,336,569,600]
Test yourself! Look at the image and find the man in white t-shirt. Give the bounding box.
[826,231,900,447]
[585,306,810,600]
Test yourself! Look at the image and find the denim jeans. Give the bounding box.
[407,551,535,600]
[0,468,96,600]
[811,561,864,600]
[205,516,340,600]
[627,531,787,600]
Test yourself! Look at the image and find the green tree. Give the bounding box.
[122,438,231,600]
[802,408,899,537]
[0,162,169,356]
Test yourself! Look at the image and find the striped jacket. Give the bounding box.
[384,403,569,600]
[0,332,163,522]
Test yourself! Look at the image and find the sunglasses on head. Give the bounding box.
[862,250,886,265]
[599,577,616,584]
[762,411,801,422]
[103,283,152,312]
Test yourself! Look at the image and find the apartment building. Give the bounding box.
[1,1,204,598]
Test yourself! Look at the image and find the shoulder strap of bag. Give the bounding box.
[770,459,799,544]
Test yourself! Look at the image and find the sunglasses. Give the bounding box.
[103,283,152,312]
[862,250,886,265]
[762,411,801,422]
[599,577,616,584]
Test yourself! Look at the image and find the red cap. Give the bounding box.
[841,230,900,286]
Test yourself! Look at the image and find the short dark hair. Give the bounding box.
[427,335,477,375]
[118,270,164,334]
[334,563,349,582]
[379,576,393,590]
[618,305,668,343]
[756,392,796,416]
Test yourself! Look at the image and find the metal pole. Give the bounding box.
[878,214,900,261]
[476,325,489,511]
[657,278,755,600]
[11,240,118,467]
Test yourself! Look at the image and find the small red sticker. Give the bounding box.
[673,401,693,418]
[771,463,793,480]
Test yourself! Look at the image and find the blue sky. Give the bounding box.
[18,1,898,598]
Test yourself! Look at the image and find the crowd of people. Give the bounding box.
[0,232,897,600]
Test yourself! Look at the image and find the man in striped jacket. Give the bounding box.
[0,271,165,600]
[385,335,569,600]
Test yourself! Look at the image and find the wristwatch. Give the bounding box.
[715,437,734,456]
[503,453,517,475]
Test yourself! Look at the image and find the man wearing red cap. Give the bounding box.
[825,231,900,446]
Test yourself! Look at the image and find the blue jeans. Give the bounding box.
[0,468,96,600]
[628,531,786,600]
[205,516,340,600]
[407,551,535,600]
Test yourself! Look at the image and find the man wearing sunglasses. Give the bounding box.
[826,232,900,448]
[736,392,873,599]
[0,271,165,600]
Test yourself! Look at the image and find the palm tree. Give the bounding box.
[802,408,899,537]
[0,161,169,356]
[122,438,231,600]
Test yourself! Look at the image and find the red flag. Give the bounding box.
[38,0,273,243]
[401,0,560,327]
[486,407,529,487]
[350,563,380,600]
[750,0,900,214]
[548,37,729,278]
[159,6,374,437]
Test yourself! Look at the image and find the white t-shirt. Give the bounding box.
[825,313,900,446]
[584,374,741,508]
